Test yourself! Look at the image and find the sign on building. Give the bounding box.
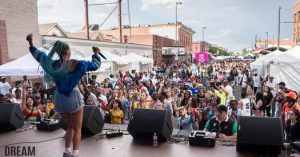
[162,47,186,55]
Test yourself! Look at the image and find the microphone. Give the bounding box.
[92,47,107,60]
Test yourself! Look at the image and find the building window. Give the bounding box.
[124,35,128,43]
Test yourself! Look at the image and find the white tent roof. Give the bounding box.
[0,53,43,76]
[120,53,153,64]
[0,47,109,76]
[273,46,300,64]
[250,50,282,70]
[71,46,129,65]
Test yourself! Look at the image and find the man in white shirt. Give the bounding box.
[223,79,233,97]
[252,72,261,94]
[266,76,276,96]
[0,77,11,95]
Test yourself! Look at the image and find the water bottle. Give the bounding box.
[153,133,158,147]
[40,113,45,122]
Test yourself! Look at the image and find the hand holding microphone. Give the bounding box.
[92,47,107,60]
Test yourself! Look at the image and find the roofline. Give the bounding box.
[42,23,69,37]
[41,35,152,47]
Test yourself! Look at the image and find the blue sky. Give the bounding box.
[38,0,297,52]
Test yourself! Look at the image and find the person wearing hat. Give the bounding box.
[281,92,300,127]
[0,77,11,95]
[204,105,237,141]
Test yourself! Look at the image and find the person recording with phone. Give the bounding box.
[175,107,193,130]
[26,34,103,157]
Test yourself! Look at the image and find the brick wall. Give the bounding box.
[0,0,41,64]
[0,20,9,64]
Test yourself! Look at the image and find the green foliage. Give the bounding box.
[241,48,252,56]
[208,47,233,56]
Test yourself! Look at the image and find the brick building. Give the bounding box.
[99,23,195,63]
[0,0,40,64]
[192,41,212,57]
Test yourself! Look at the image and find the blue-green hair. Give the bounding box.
[42,40,73,84]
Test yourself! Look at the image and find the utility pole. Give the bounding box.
[255,34,257,49]
[118,0,123,43]
[266,32,268,48]
[175,2,182,61]
[277,6,281,50]
[84,0,89,40]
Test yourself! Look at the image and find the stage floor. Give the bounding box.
[0,124,295,157]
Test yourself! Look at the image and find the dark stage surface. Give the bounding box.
[0,124,297,157]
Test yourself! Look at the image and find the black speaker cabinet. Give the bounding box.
[128,109,173,141]
[237,116,284,154]
[0,103,24,131]
[61,106,104,136]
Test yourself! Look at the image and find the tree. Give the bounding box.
[208,46,232,56]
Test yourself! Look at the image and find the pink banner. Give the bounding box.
[194,52,209,64]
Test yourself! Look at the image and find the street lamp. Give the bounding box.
[175,1,182,61]
[202,26,206,41]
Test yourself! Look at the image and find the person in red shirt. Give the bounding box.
[281,92,300,127]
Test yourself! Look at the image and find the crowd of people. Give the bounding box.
[1,55,300,144]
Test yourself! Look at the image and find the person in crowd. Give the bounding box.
[25,86,34,98]
[109,99,124,124]
[253,92,263,117]
[223,79,233,97]
[204,105,237,141]
[21,85,43,122]
[282,92,300,127]
[22,75,32,87]
[0,77,11,95]
[175,107,193,130]
[239,91,251,116]
[45,95,55,119]
[227,100,241,122]
[187,97,202,130]
[252,71,260,94]
[273,92,284,117]
[11,89,22,105]
[212,83,227,106]
[159,92,173,116]
[12,81,22,95]
[263,86,273,117]
[179,90,192,108]
[146,79,156,96]
[27,33,102,157]
[189,81,200,95]
[285,109,300,142]
[148,93,159,109]
[132,91,149,111]
[109,74,117,88]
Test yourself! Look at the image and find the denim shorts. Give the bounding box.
[54,88,84,114]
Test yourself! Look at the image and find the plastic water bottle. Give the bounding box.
[153,133,158,147]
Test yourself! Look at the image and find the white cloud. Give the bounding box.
[209,29,233,40]
[223,6,240,11]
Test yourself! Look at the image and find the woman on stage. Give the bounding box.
[26,34,102,157]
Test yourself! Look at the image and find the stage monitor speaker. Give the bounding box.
[0,103,24,131]
[61,106,104,136]
[237,116,284,154]
[127,109,173,141]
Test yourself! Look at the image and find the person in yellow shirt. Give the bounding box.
[45,96,55,118]
[109,99,124,124]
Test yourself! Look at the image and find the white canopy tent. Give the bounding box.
[270,46,300,91]
[119,53,153,72]
[0,48,109,76]
[250,50,282,77]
